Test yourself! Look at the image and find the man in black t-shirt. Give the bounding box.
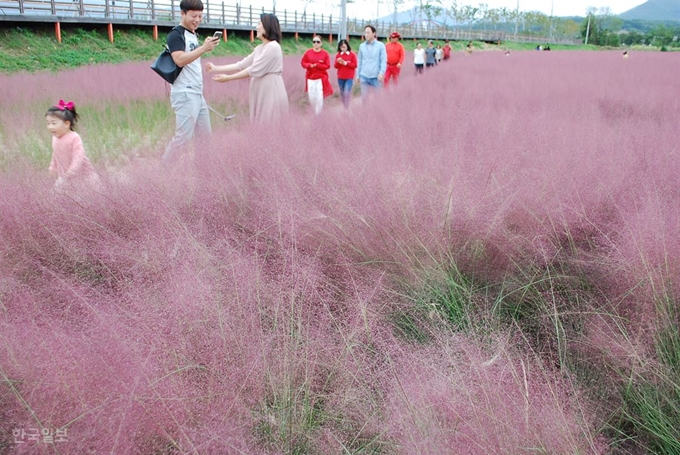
[162,0,219,168]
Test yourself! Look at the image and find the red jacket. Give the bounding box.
[443,43,452,58]
[385,41,405,66]
[334,51,357,80]
[301,48,333,97]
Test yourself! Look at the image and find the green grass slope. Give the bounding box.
[1,25,593,74]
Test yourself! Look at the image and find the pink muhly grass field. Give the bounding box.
[1,50,679,453]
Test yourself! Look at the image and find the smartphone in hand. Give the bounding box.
[213,31,223,41]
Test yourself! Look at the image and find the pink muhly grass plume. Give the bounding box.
[381,335,606,454]
[1,51,678,452]
[0,62,168,107]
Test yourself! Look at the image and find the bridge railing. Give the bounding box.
[0,0,581,44]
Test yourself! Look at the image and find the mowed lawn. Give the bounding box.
[0,50,678,454]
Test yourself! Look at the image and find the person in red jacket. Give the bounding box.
[443,40,452,61]
[301,35,333,114]
[334,39,357,109]
[384,31,405,87]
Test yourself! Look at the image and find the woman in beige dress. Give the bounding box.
[206,13,289,122]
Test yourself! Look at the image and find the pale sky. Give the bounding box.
[251,0,646,20]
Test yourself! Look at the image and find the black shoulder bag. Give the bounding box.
[151,26,184,84]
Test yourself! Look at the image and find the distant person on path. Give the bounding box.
[443,40,452,60]
[384,31,405,87]
[466,41,473,55]
[435,44,443,64]
[623,50,629,59]
[334,39,357,109]
[45,100,101,191]
[425,40,437,68]
[162,0,219,168]
[301,35,333,115]
[413,42,425,74]
[207,14,289,123]
[356,25,386,102]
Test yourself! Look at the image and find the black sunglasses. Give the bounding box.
[313,40,321,43]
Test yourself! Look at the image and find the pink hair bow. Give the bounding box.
[56,100,74,111]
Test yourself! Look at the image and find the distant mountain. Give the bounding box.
[619,0,680,21]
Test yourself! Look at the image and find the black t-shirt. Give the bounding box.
[166,26,202,92]
[167,25,189,53]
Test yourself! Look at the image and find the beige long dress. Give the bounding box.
[236,41,289,123]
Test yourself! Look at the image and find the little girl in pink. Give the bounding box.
[45,100,100,190]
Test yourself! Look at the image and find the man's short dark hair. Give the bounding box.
[364,25,376,34]
[180,0,203,13]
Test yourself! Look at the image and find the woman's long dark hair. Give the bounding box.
[260,13,282,43]
[337,39,351,52]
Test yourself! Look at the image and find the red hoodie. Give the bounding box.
[301,48,333,97]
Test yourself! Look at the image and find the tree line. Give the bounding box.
[581,8,680,48]
[383,1,679,46]
[391,0,581,40]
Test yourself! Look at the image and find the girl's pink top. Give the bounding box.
[48,131,96,180]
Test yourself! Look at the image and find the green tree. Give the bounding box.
[507,7,523,38]
[648,25,677,47]
[484,7,502,30]
[421,0,443,29]
[554,19,580,40]
[442,0,458,29]
[461,4,480,31]
[621,30,644,46]
[523,11,550,35]
[453,1,469,35]
[390,0,405,27]
[496,6,511,30]
[581,7,623,46]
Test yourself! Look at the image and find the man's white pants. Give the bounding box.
[162,91,211,167]
[307,79,323,115]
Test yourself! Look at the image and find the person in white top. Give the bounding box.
[162,0,219,168]
[413,42,425,75]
